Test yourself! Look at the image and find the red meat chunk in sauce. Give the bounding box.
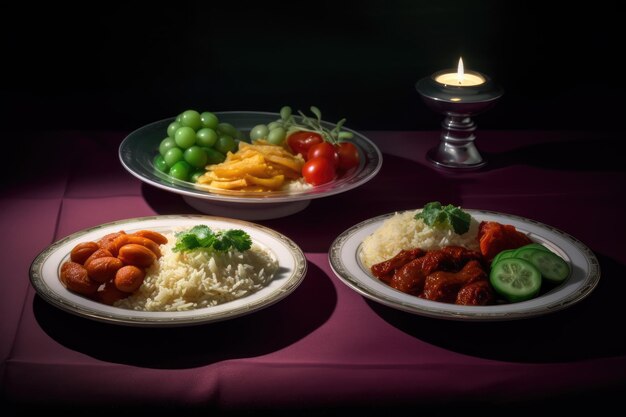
[378,246,483,296]
[455,280,495,306]
[421,260,487,303]
[478,221,532,262]
[370,248,425,284]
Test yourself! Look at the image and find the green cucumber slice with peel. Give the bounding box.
[529,250,571,283]
[490,258,542,302]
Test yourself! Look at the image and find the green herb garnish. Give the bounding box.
[414,201,471,235]
[274,105,354,144]
[173,225,252,252]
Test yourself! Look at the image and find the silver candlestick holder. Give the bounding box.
[416,69,503,169]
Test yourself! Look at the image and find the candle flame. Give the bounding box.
[457,57,464,84]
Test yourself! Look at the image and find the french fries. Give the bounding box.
[196,140,305,192]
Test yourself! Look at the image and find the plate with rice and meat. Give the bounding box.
[329,204,600,321]
[30,215,306,327]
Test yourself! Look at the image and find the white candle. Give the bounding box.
[435,58,485,86]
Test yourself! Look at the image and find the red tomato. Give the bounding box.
[302,157,336,186]
[336,142,360,171]
[307,142,339,166]
[287,131,324,159]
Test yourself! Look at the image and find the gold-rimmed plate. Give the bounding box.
[30,215,307,327]
[329,209,600,321]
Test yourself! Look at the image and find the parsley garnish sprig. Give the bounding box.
[414,202,471,235]
[173,225,252,252]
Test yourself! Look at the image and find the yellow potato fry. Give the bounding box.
[265,163,301,179]
[211,155,269,178]
[244,174,285,189]
[206,179,248,189]
[242,141,294,156]
[265,154,304,172]
[195,173,213,184]
[199,140,307,193]
[197,171,244,183]
[225,151,250,161]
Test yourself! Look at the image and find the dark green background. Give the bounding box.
[2,1,622,131]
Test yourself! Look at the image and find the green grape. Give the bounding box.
[180,110,202,131]
[174,126,196,149]
[267,126,286,145]
[215,134,236,154]
[167,121,181,138]
[196,128,218,148]
[203,147,226,164]
[159,137,177,156]
[153,154,168,172]
[280,106,292,120]
[190,170,204,183]
[169,160,191,181]
[200,112,219,129]
[218,122,242,140]
[184,145,208,169]
[175,114,183,124]
[267,121,282,130]
[234,130,245,140]
[163,147,184,167]
[250,124,269,141]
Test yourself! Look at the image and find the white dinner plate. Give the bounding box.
[119,111,383,220]
[30,215,307,327]
[329,209,600,321]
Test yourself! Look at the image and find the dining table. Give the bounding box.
[1,127,625,416]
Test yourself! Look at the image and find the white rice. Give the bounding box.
[115,232,278,312]
[283,178,312,192]
[360,209,480,269]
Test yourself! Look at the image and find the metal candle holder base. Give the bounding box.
[416,69,503,169]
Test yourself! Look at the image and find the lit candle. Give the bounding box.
[435,58,485,87]
[416,59,503,169]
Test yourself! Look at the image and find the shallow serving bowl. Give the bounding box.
[119,111,383,220]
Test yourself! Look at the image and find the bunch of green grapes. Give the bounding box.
[153,110,244,182]
[248,106,295,145]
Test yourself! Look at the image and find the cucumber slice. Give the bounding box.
[491,249,517,265]
[490,258,542,302]
[529,250,571,283]
[514,247,541,262]
[517,243,551,252]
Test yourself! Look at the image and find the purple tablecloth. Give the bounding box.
[2,130,625,415]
